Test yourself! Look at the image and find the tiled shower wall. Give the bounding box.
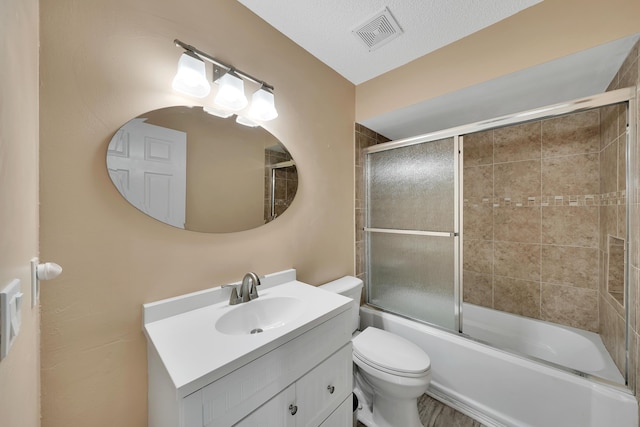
[463,111,604,333]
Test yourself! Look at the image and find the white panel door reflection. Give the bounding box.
[107,118,187,228]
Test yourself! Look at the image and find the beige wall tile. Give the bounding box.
[463,239,493,274]
[494,276,541,318]
[494,206,541,243]
[619,57,638,89]
[541,110,600,157]
[494,241,541,281]
[607,238,625,295]
[600,105,620,149]
[463,203,493,240]
[600,135,618,194]
[464,165,493,199]
[541,245,599,289]
[494,121,541,163]
[600,296,626,375]
[463,270,492,307]
[541,206,598,248]
[541,284,598,332]
[617,204,627,240]
[494,160,541,198]
[618,136,626,192]
[542,153,599,196]
[463,130,493,167]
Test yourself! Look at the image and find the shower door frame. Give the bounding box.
[363,86,637,387]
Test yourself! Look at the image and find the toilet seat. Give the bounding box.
[352,327,431,378]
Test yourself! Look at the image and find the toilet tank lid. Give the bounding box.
[353,327,431,375]
[319,276,363,294]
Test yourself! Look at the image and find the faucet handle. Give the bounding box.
[246,272,261,300]
[221,284,241,305]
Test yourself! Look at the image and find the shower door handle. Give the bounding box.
[365,227,458,237]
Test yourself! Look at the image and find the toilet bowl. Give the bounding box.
[320,277,431,427]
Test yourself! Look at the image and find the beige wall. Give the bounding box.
[356,0,640,122]
[39,1,355,426]
[0,0,40,426]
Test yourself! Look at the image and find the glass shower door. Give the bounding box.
[365,137,460,331]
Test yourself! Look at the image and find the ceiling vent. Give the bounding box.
[352,7,403,52]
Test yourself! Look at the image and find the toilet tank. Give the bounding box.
[319,276,363,333]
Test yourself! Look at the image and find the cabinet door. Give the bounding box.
[296,344,352,427]
[236,385,296,427]
[319,395,353,427]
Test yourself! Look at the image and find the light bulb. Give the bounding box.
[248,87,278,121]
[214,72,248,111]
[171,52,211,98]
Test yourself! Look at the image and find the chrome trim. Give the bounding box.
[365,87,636,155]
[624,92,637,387]
[456,135,463,334]
[364,227,455,237]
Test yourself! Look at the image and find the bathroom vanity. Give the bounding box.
[143,269,353,426]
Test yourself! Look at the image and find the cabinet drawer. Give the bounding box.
[236,385,296,427]
[295,344,352,427]
[320,395,353,427]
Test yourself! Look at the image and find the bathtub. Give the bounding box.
[360,304,638,427]
[463,303,624,384]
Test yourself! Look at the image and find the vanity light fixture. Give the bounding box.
[173,39,277,121]
[171,51,211,98]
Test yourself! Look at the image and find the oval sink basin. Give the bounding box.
[215,297,306,335]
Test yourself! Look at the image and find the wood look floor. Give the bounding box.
[357,394,486,427]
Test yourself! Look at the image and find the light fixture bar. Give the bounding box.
[174,39,274,91]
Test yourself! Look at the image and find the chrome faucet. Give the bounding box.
[222,272,261,305]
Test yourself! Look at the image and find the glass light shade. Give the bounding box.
[214,72,248,111]
[236,115,259,127]
[172,52,211,98]
[248,88,278,121]
[203,105,234,118]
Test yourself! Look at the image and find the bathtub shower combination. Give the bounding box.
[362,88,638,426]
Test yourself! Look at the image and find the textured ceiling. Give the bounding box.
[238,1,638,139]
[238,0,542,84]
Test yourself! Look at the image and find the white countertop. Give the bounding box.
[144,279,351,397]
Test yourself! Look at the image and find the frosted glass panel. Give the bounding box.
[368,138,455,232]
[368,232,456,330]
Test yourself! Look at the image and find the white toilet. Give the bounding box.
[320,277,431,427]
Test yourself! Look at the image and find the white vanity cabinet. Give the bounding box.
[144,273,354,427]
[182,311,352,426]
[237,344,352,427]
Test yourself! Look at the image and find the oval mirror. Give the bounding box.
[106,106,297,232]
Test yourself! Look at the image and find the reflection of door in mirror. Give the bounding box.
[107,119,187,228]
